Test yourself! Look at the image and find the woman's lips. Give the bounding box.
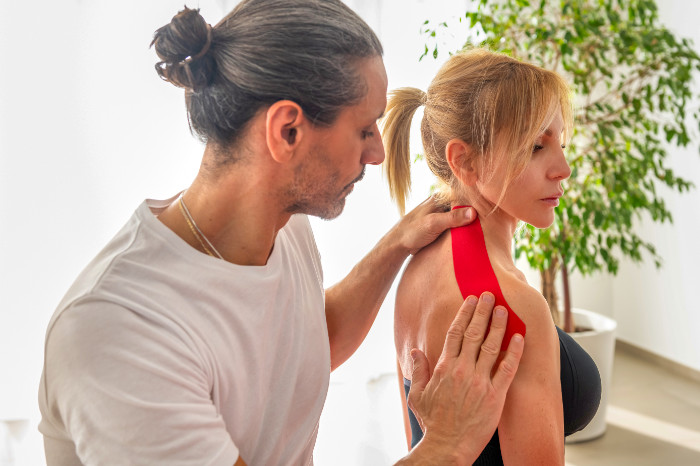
[541,197,560,207]
[541,192,563,206]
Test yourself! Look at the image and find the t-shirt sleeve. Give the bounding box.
[42,299,240,466]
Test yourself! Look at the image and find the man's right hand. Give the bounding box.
[395,292,525,465]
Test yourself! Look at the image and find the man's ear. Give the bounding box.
[265,100,305,163]
[445,138,478,186]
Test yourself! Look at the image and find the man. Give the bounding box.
[39,1,524,464]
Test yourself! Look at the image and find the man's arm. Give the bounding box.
[395,294,525,465]
[324,198,475,370]
[41,302,241,465]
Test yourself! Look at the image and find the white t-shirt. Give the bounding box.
[39,196,330,466]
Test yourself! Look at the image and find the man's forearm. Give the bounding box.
[325,226,408,370]
[324,201,474,371]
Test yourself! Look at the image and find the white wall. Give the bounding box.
[0,0,698,464]
[0,0,229,444]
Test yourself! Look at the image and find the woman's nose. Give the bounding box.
[550,146,571,180]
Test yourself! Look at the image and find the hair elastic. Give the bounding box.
[180,23,213,89]
[420,89,428,105]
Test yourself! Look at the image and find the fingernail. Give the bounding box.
[467,296,478,305]
[495,306,506,317]
[482,293,495,304]
[512,334,524,343]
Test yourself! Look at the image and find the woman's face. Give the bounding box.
[477,110,571,228]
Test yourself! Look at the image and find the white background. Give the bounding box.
[0,0,698,464]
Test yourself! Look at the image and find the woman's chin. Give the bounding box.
[525,215,555,229]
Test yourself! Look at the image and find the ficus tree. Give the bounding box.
[421,0,698,331]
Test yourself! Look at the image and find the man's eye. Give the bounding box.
[362,130,375,139]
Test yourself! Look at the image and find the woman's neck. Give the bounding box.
[451,193,519,266]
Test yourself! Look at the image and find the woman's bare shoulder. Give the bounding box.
[395,230,463,377]
[496,268,556,341]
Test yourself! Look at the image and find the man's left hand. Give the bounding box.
[394,197,475,255]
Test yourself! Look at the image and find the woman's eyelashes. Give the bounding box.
[533,142,566,153]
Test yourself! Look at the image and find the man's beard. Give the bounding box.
[284,154,366,220]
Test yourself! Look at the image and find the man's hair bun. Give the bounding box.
[151,6,215,91]
[150,0,382,149]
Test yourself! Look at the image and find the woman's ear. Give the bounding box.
[445,138,478,186]
[265,100,305,163]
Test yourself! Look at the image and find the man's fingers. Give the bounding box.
[415,199,475,236]
[402,198,476,256]
[491,333,524,392]
[434,204,475,231]
[440,295,479,360]
[474,305,508,374]
[407,348,429,425]
[459,292,497,362]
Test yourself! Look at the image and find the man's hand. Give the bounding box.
[394,197,475,255]
[396,293,525,465]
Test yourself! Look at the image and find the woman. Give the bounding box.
[382,49,601,464]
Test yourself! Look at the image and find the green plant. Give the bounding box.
[421,0,698,331]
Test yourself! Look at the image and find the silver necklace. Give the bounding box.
[178,192,224,260]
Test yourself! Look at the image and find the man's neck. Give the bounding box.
[158,157,293,267]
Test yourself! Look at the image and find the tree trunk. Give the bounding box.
[540,260,559,326]
[561,259,574,333]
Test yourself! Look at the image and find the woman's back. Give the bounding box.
[395,229,457,377]
[396,216,601,464]
[395,217,548,389]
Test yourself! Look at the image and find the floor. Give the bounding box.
[4,344,700,465]
[564,347,700,465]
[315,344,700,465]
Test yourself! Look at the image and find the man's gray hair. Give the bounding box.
[152,0,383,155]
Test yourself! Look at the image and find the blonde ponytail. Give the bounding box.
[381,88,426,215]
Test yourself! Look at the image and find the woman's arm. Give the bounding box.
[413,272,564,465]
[397,359,413,450]
[497,283,564,465]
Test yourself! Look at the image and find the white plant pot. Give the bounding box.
[565,308,617,443]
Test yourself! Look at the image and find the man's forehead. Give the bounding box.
[355,56,388,119]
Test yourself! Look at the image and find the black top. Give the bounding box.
[403,326,601,465]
